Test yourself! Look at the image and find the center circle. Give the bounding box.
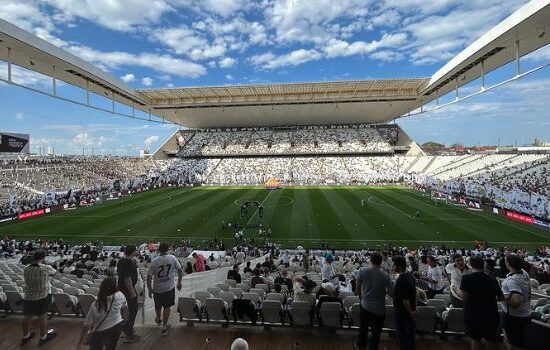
[234,195,294,208]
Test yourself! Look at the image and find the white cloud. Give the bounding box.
[324,33,407,58]
[250,49,323,70]
[72,133,106,146]
[141,77,153,86]
[225,74,234,80]
[15,112,25,120]
[202,0,245,17]
[67,45,207,78]
[219,57,237,68]
[43,0,173,32]
[120,73,135,83]
[144,135,159,147]
[152,26,226,60]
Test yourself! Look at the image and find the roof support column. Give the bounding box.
[455,79,459,101]
[86,80,90,106]
[52,65,57,96]
[481,60,485,91]
[515,40,521,76]
[7,47,11,82]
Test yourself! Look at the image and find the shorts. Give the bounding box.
[465,317,499,342]
[23,294,52,316]
[503,314,531,347]
[153,288,175,309]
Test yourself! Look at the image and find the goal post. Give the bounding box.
[430,191,448,204]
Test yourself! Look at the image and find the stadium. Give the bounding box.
[1,1,550,349]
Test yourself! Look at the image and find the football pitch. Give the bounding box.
[1,185,549,249]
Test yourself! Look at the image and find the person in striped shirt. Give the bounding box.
[21,249,57,346]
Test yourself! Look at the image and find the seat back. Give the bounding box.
[229,288,243,299]
[319,302,343,328]
[349,303,361,327]
[53,293,77,315]
[215,283,229,291]
[445,308,465,333]
[242,292,260,307]
[87,287,99,296]
[261,300,283,324]
[204,298,228,322]
[255,283,268,292]
[225,279,237,288]
[290,301,312,326]
[207,287,221,298]
[338,291,354,301]
[78,294,96,316]
[343,296,360,312]
[219,291,236,307]
[194,291,213,305]
[6,290,24,312]
[415,306,436,333]
[426,298,447,315]
[178,297,200,321]
[266,293,285,304]
[236,283,249,292]
[434,293,451,305]
[249,288,265,300]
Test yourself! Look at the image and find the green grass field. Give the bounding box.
[1,185,549,249]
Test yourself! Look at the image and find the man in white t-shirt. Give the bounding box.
[147,243,183,336]
[423,256,445,299]
[446,254,470,307]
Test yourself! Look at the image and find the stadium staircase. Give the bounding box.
[205,159,223,182]
[428,154,480,176]
[420,156,437,173]
[404,155,422,173]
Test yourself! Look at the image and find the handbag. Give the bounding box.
[84,296,115,345]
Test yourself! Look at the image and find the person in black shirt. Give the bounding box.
[226,264,242,284]
[117,245,140,343]
[243,261,252,274]
[393,255,417,350]
[274,269,293,293]
[457,255,504,350]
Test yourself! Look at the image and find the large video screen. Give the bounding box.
[0,132,30,153]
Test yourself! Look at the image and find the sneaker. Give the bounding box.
[38,330,57,347]
[155,317,162,325]
[20,331,35,345]
[161,324,171,337]
[123,334,141,343]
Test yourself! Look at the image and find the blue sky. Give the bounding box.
[1,0,549,154]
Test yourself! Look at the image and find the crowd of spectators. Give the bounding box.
[178,125,393,157]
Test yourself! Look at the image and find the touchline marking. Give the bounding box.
[405,188,550,240]
[363,190,414,219]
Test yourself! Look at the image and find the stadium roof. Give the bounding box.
[0,0,549,128]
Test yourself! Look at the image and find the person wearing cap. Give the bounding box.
[147,242,183,336]
[21,249,57,346]
[117,245,140,343]
[321,254,338,285]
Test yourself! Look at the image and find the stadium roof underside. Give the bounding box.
[0,0,549,128]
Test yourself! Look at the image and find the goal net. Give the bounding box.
[430,191,449,204]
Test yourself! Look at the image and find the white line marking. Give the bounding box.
[363,189,414,219]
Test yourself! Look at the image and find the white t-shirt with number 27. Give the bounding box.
[147,254,183,294]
